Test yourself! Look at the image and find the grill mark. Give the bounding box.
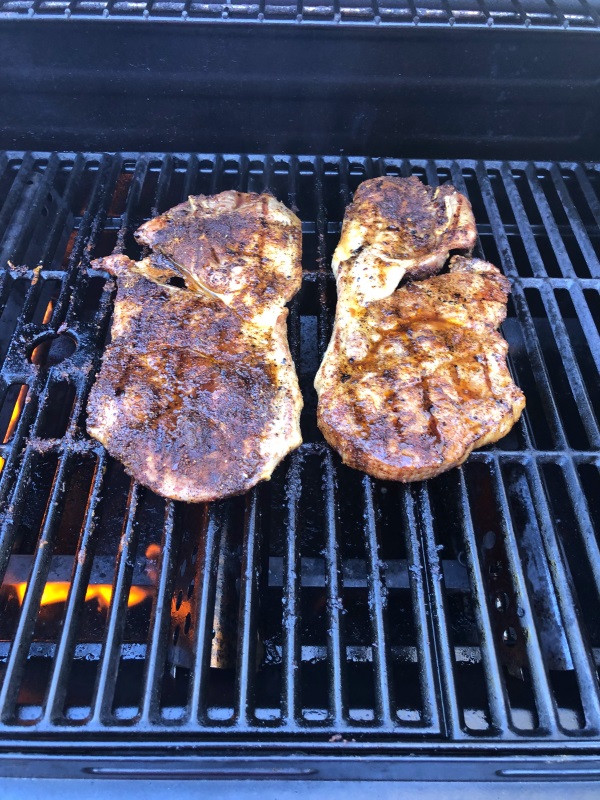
[404,326,443,452]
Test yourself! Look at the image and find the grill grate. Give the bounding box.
[0,0,599,28]
[0,152,600,751]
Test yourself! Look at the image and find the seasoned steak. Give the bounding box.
[87,192,303,502]
[315,176,524,482]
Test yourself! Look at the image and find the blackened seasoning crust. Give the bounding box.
[87,191,303,503]
[330,175,478,305]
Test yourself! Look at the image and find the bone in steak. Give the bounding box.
[87,191,303,502]
[315,177,524,482]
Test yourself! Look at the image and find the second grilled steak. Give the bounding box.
[87,192,303,502]
[315,177,524,482]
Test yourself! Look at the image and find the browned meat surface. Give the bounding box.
[316,252,525,482]
[332,176,477,306]
[87,191,303,502]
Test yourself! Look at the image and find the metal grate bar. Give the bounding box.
[43,447,106,723]
[511,0,530,25]
[282,452,301,726]
[510,281,571,448]
[281,154,302,727]
[489,458,559,734]
[525,458,600,732]
[188,504,223,722]
[51,154,121,329]
[362,475,393,726]
[417,483,463,738]
[209,154,223,198]
[151,154,175,217]
[536,282,600,447]
[402,486,440,731]
[90,154,162,720]
[0,155,62,269]
[90,482,140,724]
[114,158,149,254]
[499,164,547,278]
[234,489,262,726]
[544,0,566,26]
[0,452,71,721]
[456,469,511,734]
[447,161,487,262]
[0,155,36,251]
[66,154,120,272]
[549,164,600,279]
[559,457,600,602]
[472,165,571,450]
[323,449,346,726]
[579,0,600,25]
[567,282,600,375]
[475,163,519,279]
[38,155,85,269]
[573,165,600,230]
[524,165,576,278]
[0,153,9,204]
[237,154,250,194]
[139,500,178,725]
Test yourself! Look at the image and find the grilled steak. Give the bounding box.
[332,175,477,306]
[315,175,525,482]
[87,191,303,503]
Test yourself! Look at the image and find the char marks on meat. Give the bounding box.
[87,191,303,503]
[331,175,478,306]
[315,177,525,482]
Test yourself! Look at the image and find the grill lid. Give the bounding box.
[0,0,598,27]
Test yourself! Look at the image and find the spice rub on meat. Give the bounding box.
[87,191,303,503]
[315,177,525,482]
[331,175,477,306]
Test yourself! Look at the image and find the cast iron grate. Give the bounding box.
[0,152,600,751]
[0,0,599,28]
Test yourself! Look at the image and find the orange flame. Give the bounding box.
[3,385,28,444]
[14,582,152,608]
[41,298,54,325]
[145,543,161,560]
[0,299,55,467]
[30,299,55,365]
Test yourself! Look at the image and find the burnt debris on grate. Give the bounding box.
[0,153,599,743]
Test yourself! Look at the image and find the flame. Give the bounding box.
[41,298,54,325]
[145,543,161,560]
[14,581,152,608]
[0,299,55,456]
[3,385,28,444]
[30,299,55,365]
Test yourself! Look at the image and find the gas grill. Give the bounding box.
[1,1,600,788]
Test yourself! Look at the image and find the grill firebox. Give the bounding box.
[1,152,600,758]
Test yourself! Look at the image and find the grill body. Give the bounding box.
[1,154,600,781]
[1,3,600,783]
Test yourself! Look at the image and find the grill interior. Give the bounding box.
[1,0,598,27]
[0,152,600,750]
